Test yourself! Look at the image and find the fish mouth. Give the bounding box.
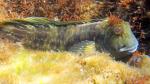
[119,43,138,53]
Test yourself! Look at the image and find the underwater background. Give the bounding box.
[0,0,150,84]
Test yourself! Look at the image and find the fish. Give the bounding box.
[0,16,139,60]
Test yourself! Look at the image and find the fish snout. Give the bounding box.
[119,41,139,53]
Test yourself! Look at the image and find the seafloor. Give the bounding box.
[0,0,150,84]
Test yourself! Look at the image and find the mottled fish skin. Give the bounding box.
[0,17,102,51]
[0,17,138,60]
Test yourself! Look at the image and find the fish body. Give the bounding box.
[0,17,139,60]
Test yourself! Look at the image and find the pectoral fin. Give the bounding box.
[69,41,96,54]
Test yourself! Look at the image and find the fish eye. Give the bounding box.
[113,27,123,35]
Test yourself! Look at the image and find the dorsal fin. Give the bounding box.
[0,17,102,27]
[22,17,101,26]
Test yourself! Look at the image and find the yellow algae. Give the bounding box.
[0,41,150,84]
[139,55,150,75]
[0,71,18,84]
[0,39,20,64]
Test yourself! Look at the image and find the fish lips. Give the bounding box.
[119,42,139,53]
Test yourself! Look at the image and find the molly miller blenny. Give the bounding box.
[0,16,138,60]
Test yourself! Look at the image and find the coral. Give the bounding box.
[0,0,19,21]
[119,0,134,8]
[125,75,150,84]
[2,0,100,21]
[0,0,8,21]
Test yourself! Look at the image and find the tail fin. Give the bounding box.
[0,17,53,49]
